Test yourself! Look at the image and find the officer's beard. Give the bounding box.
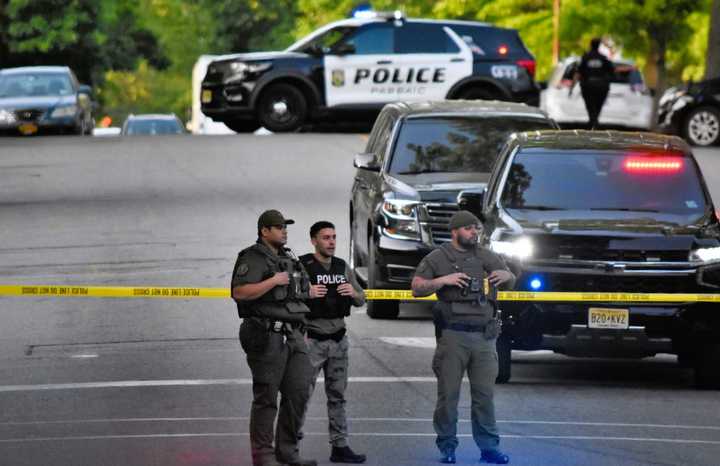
[457,234,478,250]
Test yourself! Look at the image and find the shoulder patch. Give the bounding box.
[236,263,249,276]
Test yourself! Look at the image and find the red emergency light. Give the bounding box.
[623,156,684,173]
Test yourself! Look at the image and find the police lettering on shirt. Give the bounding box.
[354,66,446,96]
[316,274,347,285]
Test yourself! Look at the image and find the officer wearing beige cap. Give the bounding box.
[411,210,515,464]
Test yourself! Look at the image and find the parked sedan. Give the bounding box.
[541,57,653,130]
[121,114,186,136]
[658,76,720,146]
[0,66,94,135]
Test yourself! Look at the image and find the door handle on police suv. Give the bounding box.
[377,60,392,65]
[450,58,465,63]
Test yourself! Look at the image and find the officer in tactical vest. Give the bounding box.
[231,209,319,466]
[299,221,367,464]
[411,211,515,465]
[570,37,615,130]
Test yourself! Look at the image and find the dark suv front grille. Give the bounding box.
[425,203,458,244]
[531,273,701,294]
[15,109,45,121]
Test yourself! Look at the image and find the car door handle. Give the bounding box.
[377,60,392,65]
[450,58,465,63]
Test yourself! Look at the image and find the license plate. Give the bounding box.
[18,123,38,135]
[201,89,212,103]
[588,307,629,329]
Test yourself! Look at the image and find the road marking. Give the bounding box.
[379,337,436,348]
[0,377,441,392]
[2,417,719,432]
[1,432,719,445]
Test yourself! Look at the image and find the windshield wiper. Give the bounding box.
[395,169,450,175]
[590,207,661,213]
[511,205,568,211]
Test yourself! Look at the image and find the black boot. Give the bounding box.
[480,449,510,464]
[439,449,456,464]
[330,446,366,463]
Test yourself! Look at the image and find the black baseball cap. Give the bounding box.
[257,209,295,229]
[448,210,481,230]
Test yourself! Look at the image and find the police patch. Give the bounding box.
[331,69,345,87]
[236,263,249,276]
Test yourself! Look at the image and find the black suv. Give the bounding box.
[349,100,556,318]
[201,12,540,133]
[658,76,720,146]
[481,130,720,388]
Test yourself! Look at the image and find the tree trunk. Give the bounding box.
[707,0,720,79]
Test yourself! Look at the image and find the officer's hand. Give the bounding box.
[272,272,290,286]
[309,284,327,299]
[488,270,513,286]
[441,272,471,288]
[337,283,356,298]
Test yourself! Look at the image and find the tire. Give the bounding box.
[257,83,307,133]
[683,106,720,147]
[495,334,512,384]
[694,343,720,389]
[349,216,365,286]
[366,241,399,319]
[74,117,88,136]
[456,87,501,101]
[224,119,260,133]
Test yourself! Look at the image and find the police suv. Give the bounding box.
[200,12,539,132]
[481,130,720,388]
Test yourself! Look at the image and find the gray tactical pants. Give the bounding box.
[432,329,500,453]
[240,320,314,466]
[307,336,350,447]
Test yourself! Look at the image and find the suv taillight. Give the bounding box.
[516,59,536,79]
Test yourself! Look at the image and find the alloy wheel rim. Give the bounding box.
[689,111,719,145]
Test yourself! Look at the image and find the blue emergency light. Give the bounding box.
[529,277,543,291]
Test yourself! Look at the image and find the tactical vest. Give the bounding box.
[232,243,310,318]
[435,244,492,316]
[300,254,352,319]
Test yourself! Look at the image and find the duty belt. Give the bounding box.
[445,322,487,333]
[307,328,346,342]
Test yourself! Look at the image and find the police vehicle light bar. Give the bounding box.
[353,10,404,20]
[623,157,684,173]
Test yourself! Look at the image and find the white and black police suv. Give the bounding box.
[200,11,540,133]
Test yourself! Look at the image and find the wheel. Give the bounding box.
[366,241,399,319]
[74,117,88,135]
[456,87,501,101]
[694,343,720,389]
[683,106,720,146]
[495,334,512,384]
[224,119,260,133]
[257,83,307,132]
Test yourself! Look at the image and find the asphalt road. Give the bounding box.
[0,134,719,466]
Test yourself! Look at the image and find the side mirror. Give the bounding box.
[78,84,92,95]
[332,43,356,56]
[457,188,486,220]
[354,152,380,171]
[305,44,324,57]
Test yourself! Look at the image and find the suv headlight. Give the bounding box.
[381,200,420,240]
[228,62,272,80]
[0,109,16,124]
[490,237,534,260]
[51,105,77,118]
[689,247,720,264]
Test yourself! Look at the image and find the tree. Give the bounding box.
[707,0,720,79]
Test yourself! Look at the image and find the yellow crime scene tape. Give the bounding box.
[2,284,720,303]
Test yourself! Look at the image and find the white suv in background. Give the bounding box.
[541,57,653,130]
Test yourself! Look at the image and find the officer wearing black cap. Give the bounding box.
[411,210,514,465]
[571,37,615,130]
[231,209,319,466]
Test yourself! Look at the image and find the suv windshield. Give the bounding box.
[124,119,183,135]
[501,148,707,214]
[389,117,555,175]
[286,26,356,53]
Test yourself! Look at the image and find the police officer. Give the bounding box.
[571,37,615,130]
[300,221,367,464]
[231,209,319,466]
[411,211,514,465]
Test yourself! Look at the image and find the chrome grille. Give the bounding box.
[425,203,458,244]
